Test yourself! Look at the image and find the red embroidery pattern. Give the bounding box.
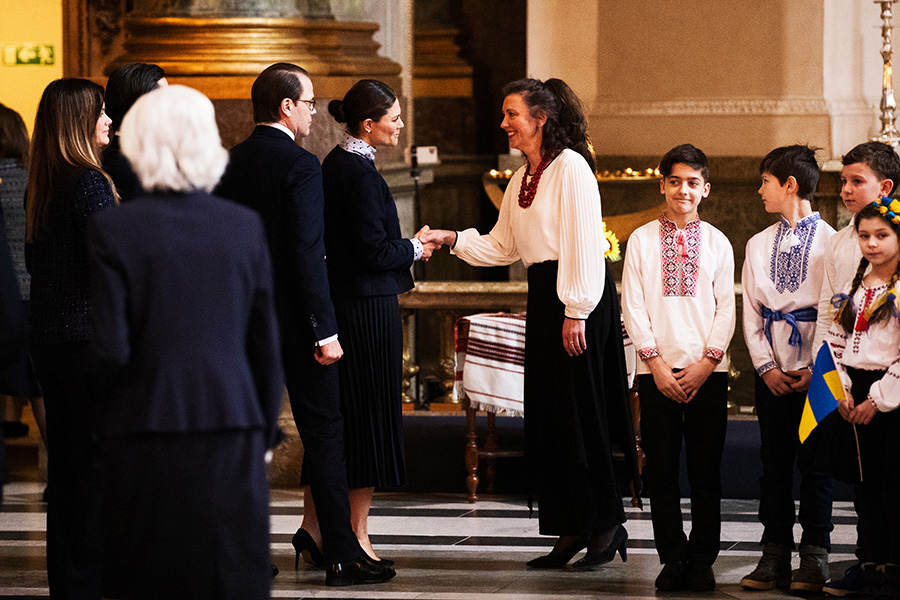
[659,217,701,297]
[638,347,661,361]
[705,347,725,363]
[852,286,880,354]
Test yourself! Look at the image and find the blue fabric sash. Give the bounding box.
[761,305,818,360]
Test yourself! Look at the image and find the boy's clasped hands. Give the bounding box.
[645,355,718,403]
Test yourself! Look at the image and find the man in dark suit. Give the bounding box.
[216,63,395,587]
[102,63,167,202]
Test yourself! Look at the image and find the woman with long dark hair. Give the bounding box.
[425,78,640,569]
[292,79,433,566]
[26,77,116,597]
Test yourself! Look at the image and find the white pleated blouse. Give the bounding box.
[452,149,606,319]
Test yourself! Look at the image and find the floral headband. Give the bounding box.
[872,196,900,230]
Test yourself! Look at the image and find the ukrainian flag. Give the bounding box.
[799,342,845,443]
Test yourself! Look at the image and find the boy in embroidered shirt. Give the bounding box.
[622,144,735,593]
[739,145,836,593]
[810,141,900,596]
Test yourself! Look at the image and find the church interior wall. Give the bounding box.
[3,0,898,412]
[0,0,64,134]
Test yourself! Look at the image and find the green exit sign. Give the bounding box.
[3,45,55,66]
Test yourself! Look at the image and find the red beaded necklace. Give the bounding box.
[517,157,551,209]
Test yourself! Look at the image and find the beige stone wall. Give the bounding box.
[527,0,891,159]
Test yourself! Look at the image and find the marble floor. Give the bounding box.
[0,482,858,599]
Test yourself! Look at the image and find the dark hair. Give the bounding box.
[842,141,900,198]
[105,63,166,131]
[759,145,820,201]
[27,78,116,242]
[836,203,900,332]
[659,143,709,182]
[328,79,396,137]
[0,103,29,162]
[502,78,594,171]
[251,63,309,124]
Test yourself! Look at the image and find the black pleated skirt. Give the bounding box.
[334,294,407,488]
[524,261,639,536]
[101,430,271,600]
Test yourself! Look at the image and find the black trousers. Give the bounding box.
[282,343,362,563]
[31,342,103,600]
[754,374,833,549]
[639,371,727,566]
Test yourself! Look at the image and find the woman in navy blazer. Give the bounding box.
[87,85,283,600]
[314,79,434,563]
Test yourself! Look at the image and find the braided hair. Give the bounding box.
[836,203,900,332]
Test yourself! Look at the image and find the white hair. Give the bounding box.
[120,85,228,193]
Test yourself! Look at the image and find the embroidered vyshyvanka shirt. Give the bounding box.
[742,214,835,375]
[621,216,736,374]
[813,224,864,357]
[453,150,605,319]
[826,282,900,412]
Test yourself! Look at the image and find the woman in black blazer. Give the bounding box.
[309,79,434,563]
[87,85,283,600]
[25,78,116,598]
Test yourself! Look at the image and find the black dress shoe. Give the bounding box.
[525,535,589,569]
[326,555,396,587]
[686,562,716,592]
[292,528,325,569]
[655,561,688,591]
[372,557,395,567]
[572,524,628,570]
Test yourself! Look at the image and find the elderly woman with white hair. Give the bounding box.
[86,84,284,600]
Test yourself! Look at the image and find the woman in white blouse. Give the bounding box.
[425,78,640,569]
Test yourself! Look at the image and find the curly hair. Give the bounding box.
[502,78,594,172]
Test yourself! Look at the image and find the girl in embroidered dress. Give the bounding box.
[827,199,900,596]
[424,78,641,570]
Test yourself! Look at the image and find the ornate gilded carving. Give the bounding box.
[90,0,124,54]
[105,16,401,82]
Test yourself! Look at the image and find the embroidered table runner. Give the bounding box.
[453,312,635,417]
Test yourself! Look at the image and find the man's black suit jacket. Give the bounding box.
[101,136,143,203]
[216,126,337,347]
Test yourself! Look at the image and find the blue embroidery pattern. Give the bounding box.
[768,214,820,293]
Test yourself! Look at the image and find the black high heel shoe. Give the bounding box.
[572,524,628,570]
[526,535,590,569]
[292,528,325,569]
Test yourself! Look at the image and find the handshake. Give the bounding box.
[413,226,457,262]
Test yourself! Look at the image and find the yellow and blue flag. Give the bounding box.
[799,342,845,443]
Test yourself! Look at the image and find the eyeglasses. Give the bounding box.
[298,98,317,111]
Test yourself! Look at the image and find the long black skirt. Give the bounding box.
[334,294,407,488]
[525,261,640,536]
[101,430,271,600]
